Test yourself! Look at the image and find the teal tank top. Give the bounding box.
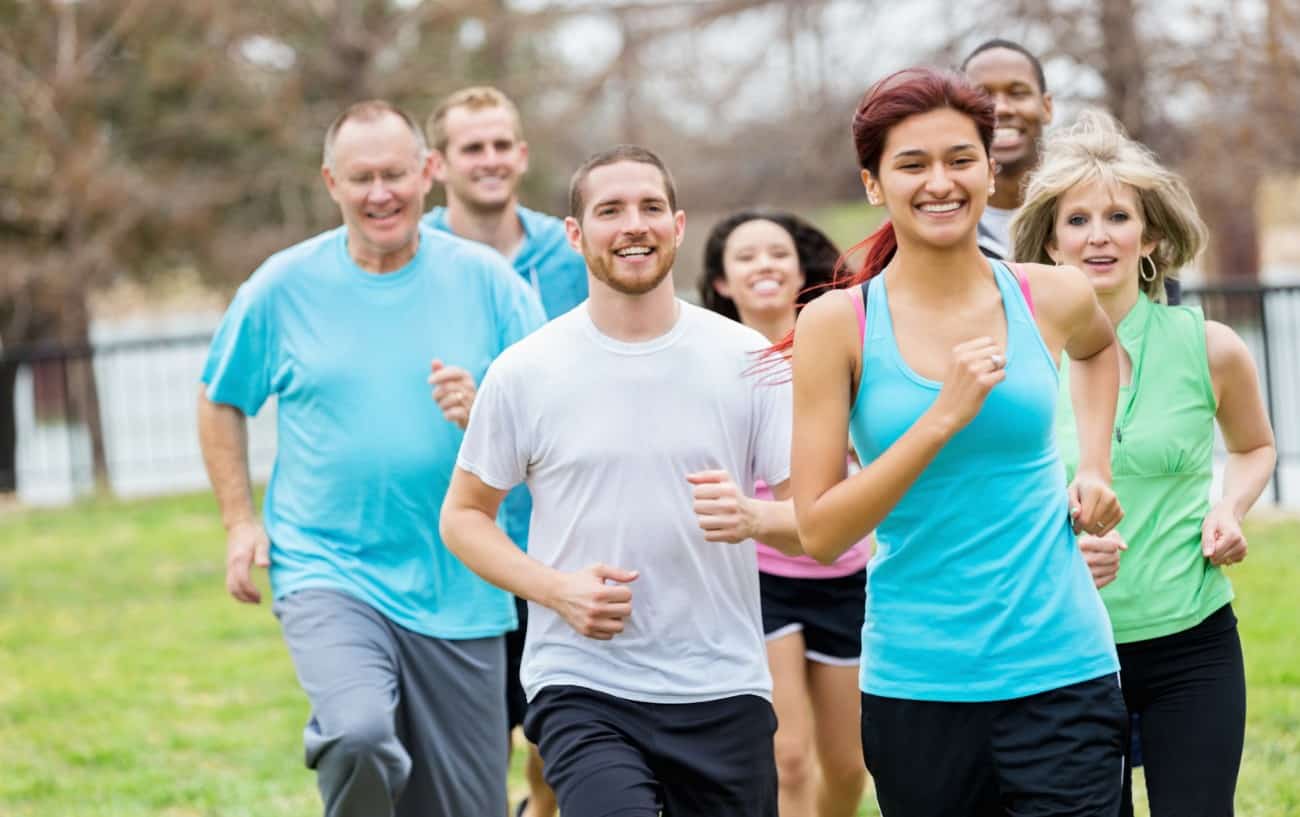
[849,260,1118,701]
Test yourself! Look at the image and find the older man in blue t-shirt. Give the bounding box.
[198,100,544,817]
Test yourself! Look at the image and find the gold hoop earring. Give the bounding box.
[1140,255,1157,283]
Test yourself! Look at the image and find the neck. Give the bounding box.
[988,168,1026,210]
[737,308,795,343]
[586,274,680,342]
[445,194,525,258]
[349,230,418,274]
[1097,286,1141,327]
[886,231,992,303]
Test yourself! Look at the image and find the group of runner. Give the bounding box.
[199,36,1277,817]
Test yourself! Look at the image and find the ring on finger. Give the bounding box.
[989,352,1005,370]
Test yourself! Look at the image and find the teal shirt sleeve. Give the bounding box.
[201,278,277,416]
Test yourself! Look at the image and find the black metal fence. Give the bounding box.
[2,284,1297,505]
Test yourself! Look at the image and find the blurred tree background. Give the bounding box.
[1,0,1298,487]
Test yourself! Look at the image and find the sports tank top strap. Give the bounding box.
[846,281,868,343]
[1013,263,1035,316]
[992,260,1056,376]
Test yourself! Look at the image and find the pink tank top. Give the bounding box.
[754,472,872,578]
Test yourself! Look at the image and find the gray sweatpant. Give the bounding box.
[273,588,508,817]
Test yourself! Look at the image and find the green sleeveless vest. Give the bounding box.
[1056,294,1232,643]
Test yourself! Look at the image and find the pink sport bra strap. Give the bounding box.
[848,283,867,343]
[1013,263,1035,317]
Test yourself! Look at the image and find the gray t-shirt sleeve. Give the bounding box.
[457,361,529,492]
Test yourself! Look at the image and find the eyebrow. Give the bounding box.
[891,143,980,159]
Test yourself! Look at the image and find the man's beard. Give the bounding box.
[584,239,676,296]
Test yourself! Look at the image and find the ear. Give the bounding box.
[712,276,732,299]
[672,209,686,247]
[518,141,530,175]
[1141,232,1159,258]
[430,149,449,184]
[564,215,583,253]
[861,168,883,207]
[321,165,341,204]
[1045,236,1063,265]
[417,151,435,196]
[1042,92,1054,126]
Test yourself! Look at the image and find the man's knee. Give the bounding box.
[312,711,410,784]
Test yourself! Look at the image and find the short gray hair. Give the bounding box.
[322,100,427,169]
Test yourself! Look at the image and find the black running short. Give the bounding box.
[759,568,865,664]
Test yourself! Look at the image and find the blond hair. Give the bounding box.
[425,86,523,152]
[1010,109,1206,303]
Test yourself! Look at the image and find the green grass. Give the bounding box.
[0,494,1295,815]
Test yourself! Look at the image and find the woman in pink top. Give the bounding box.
[701,210,871,817]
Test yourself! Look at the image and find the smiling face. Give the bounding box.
[863,107,995,250]
[322,112,433,270]
[432,105,528,214]
[566,160,685,296]
[1049,178,1156,298]
[713,219,804,324]
[964,47,1053,178]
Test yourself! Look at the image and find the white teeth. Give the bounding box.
[614,246,651,257]
[919,201,961,213]
[752,279,781,294]
[993,127,1021,147]
[1086,257,1117,264]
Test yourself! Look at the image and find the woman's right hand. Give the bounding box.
[927,336,1007,436]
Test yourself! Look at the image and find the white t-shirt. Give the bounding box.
[457,300,792,704]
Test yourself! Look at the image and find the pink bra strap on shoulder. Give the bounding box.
[847,284,866,343]
[1013,263,1035,317]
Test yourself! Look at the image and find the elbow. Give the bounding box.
[798,530,843,566]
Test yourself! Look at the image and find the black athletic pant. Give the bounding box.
[1118,604,1245,817]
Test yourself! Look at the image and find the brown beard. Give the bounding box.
[583,237,676,296]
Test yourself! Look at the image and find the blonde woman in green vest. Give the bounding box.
[1011,110,1276,817]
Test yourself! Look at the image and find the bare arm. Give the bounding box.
[1200,320,1277,565]
[1029,263,1123,535]
[791,292,1006,564]
[688,472,801,555]
[440,468,638,640]
[197,387,269,603]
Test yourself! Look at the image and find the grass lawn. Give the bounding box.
[0,493,1296,816]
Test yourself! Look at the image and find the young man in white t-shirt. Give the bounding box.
[440,145,800,817]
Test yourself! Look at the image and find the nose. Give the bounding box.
[367,177,394,201]
[993,91,1013,120]
[1087,219,1110,245]
[924,163,954,196]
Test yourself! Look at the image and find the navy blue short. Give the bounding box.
[760,568,865,664]
[524,685,778,817]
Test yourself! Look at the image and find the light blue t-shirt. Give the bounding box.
[201,225,546,638]
[423,204,589,549]
[849,260,1117,701]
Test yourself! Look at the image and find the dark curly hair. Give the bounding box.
[699,209,843,323]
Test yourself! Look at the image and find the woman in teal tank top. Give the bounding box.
[784,68,1128,817]
[1011,111,1277,817]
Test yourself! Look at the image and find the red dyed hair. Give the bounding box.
[768,67,994,359]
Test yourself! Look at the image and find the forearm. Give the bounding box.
[1068,342,1119,479]
[197,391,257,529]
[750,499,801,556]
[799,412,948,563]
[440,506,565,606]
[1220,445,1277,520]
